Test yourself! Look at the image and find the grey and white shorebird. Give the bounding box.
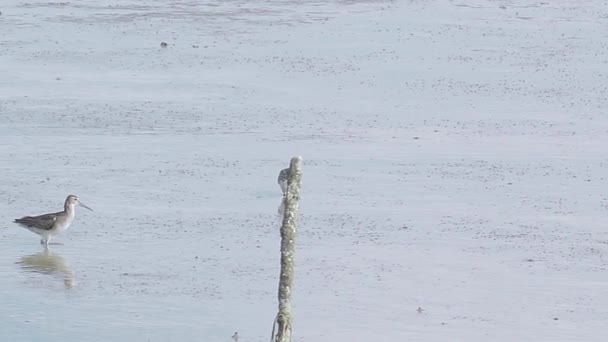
[277,167,290,196]
[14,195,93,246]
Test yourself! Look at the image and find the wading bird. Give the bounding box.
[277,168,290,196]
[14,195,93,247]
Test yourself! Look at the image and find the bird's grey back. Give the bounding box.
[278,168,290,183]
[14,213,59,230]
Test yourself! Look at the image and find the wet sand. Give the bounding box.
[0,1,607,341]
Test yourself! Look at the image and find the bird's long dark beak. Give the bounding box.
[80,202,94,212]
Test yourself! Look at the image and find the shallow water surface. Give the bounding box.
[1,0,607,341]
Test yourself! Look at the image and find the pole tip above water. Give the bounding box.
[289,156,303,169]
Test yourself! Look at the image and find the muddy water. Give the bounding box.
[1,1,607,341]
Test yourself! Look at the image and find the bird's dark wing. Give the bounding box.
[14,212,58,230]
[278,168,290,183]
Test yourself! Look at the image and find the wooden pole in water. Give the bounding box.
[271,156,303,342]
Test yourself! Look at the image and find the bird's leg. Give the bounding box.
[40,238,46,245]
[44,237,50,247]
[45,236,63,246]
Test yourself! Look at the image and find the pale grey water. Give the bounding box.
[1,1,608,341]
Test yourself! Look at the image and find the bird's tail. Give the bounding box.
[14,217,32,226]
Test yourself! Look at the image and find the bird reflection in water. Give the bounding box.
[16,247,75,289]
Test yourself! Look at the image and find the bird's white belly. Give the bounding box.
[279,179,288,193]
[54,216,75,234]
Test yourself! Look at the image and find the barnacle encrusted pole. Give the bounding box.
[271,156,303,342]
